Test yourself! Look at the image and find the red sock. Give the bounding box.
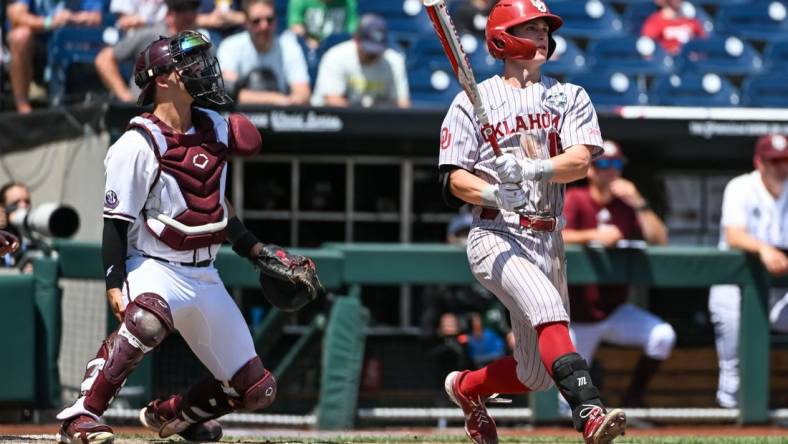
[535,321,576,377]
[459,356,529,398]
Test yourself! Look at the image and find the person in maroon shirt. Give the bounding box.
[562,140,673,407]
[641,0,705,55]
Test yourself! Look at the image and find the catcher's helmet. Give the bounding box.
[133,30,232,107]
[486,0,563,60]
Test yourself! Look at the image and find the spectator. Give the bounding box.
[641,0,705,55]
[562,140,674,407]
[709,134,788,409]
[95,0,202,103]
[452,0,496,40]
[288,0,358,49]
[217,0,310,105]
[463,312,506,368]
[6,0,103,113]
[110,0,168,31]
[0,182,31,269]
[196,0,246,38]
[311,13,410,108]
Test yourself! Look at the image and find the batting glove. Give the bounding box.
[481,183,527,211]
[494,154,522,184]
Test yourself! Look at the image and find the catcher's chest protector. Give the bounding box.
[128,109,230,250]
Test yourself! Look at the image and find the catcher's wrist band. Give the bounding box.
[227,216,259,258]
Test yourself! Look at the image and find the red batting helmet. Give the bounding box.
[486,0,563,60]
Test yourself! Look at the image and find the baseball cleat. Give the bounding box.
[581,406,627,444]
[57,414,114,444]
[140,400,223,441]
[445,370,498,444]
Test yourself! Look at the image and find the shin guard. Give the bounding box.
[551,352,604,431]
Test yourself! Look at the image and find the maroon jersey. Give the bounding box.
[563,187,643,322]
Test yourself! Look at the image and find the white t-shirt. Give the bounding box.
[718,170,788,250]
[311,40,410,107]
[110,0,167,24]
[217,30,309,94]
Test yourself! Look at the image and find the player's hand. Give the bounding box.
[107,288,125,322]
[494,154,522,184]
[758,244,788,276]
[595,225,624,247]
[610,178,646,209]
[494,183,527,211]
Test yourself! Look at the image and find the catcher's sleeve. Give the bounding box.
[227,216,259,258]
[102,218,129,291]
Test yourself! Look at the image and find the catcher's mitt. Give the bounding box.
[0,230,19,256]
[254,244,325,312]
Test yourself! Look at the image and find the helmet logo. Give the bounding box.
[193,153,209,169]
[530,0,547,13]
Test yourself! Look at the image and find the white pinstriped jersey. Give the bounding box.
[438,75,604,232]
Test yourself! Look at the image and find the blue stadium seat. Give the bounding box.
[567,72,647,107]
[741,74,788,107]
[47,26,109,105]
[649,73,740,106]
[586,36,675,76]
[716,1,788,41]
[275,0,288,30]
[542,36,587,77]
[764,38,788,73]
[549,0,625,39]
[677,36,763,75]
[622,1,714,35]
[409,64,462,108]
[694,0,747,5]
[359,0,433,47]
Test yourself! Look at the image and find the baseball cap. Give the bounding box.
[357,14,388,56]
[166,0,200,12]
[447,212,473,237]
[755,134,788,160]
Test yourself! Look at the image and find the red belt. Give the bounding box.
[479,208,558,232]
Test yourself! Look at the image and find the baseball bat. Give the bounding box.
[423,0,504,157]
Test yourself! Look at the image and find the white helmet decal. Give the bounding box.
[531,0,547,13]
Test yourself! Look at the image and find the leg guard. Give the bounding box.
[551,352,604,432]
[58,293,173,420]
[223,357,277,411]
[150,357,276,437]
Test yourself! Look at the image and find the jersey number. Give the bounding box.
[548,132,563,158]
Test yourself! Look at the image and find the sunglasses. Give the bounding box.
[593,158,624,170]
[250,15,275,25]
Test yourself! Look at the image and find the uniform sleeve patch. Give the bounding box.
[104,190,119,209]
[440,127,452,150]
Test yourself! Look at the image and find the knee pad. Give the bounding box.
[646,323,676,360]
[83,293,173,415]
[224,357,277,411]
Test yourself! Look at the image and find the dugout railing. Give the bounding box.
[0,241,779,426]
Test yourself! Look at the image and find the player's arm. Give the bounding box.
[95,46,135,102]
[225,201,264,258]
[726,225,788,275]
[446,168,526,211]
[544,144,593,183]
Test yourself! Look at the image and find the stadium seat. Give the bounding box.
[567,72,647,107]
[359,0,433,48]
[586,36,675,76]
[275,0,288,30]
[622,1,714,35]
[764,38,788,73]
[47,26,110,105]
[741,74,788,107]
[542,36,588,77]
[694,0,747,5]
[549,0,625,39]
[409,64,462,108]
[677,36,763,75]
[716,1,788,41]
[649,73,740,106]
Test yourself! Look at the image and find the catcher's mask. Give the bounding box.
[134,30,232,107]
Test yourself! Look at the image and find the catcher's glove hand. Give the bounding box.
[254,244,325,312]
[0,230,19,256]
